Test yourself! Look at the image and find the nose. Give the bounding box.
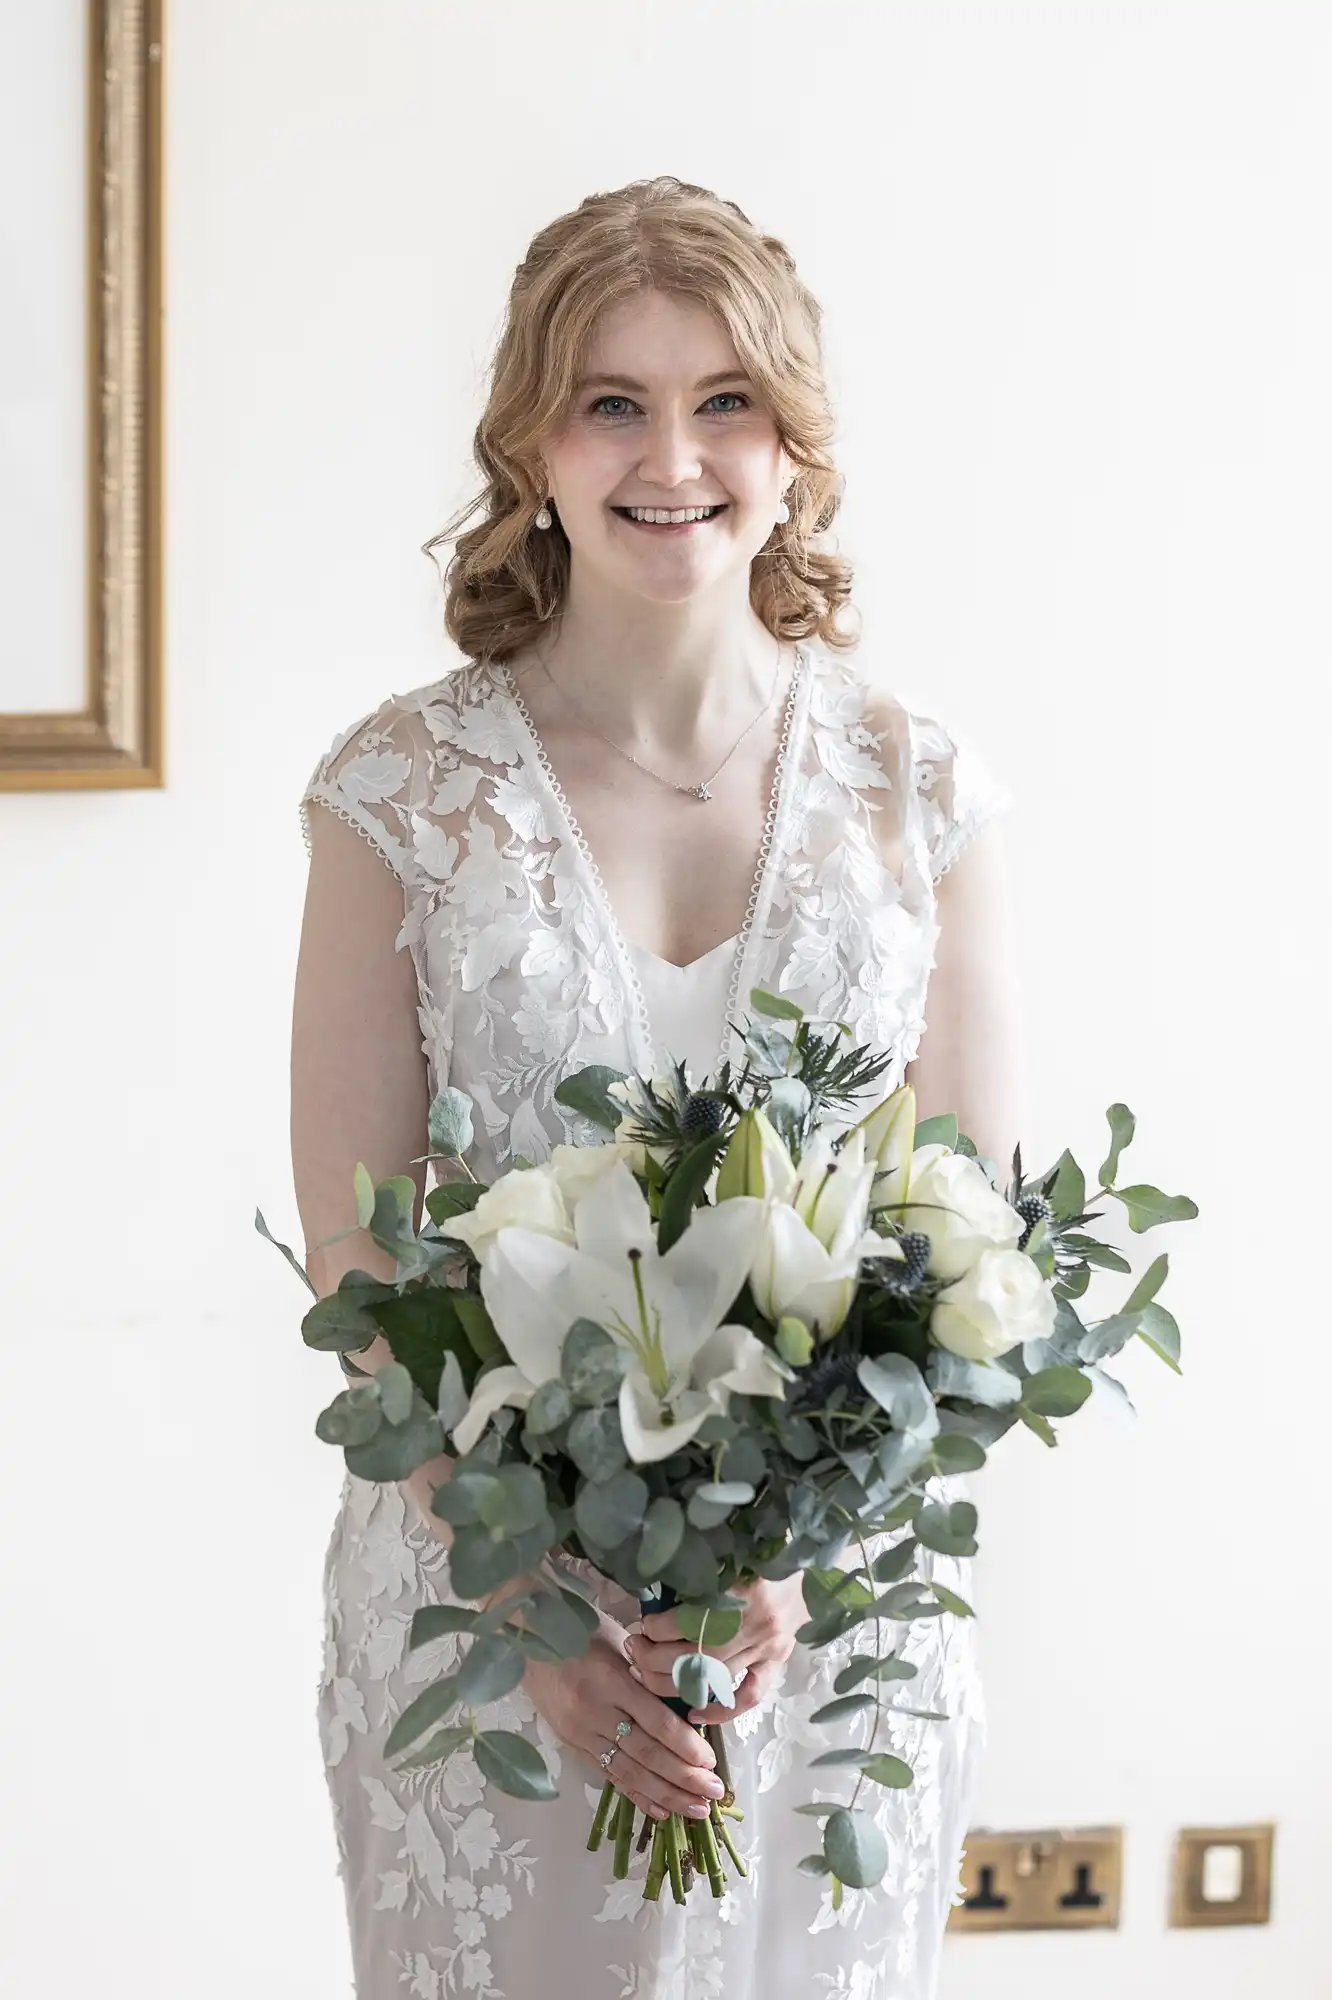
[633,411,705,493]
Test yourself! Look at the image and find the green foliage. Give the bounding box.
[824,1807,888,1888]
[473,1730,559,1801]
[562,1320,630,1405]
[552,1064,631,1131]
[428,1086,475,1159]
[574,1469,648,1549]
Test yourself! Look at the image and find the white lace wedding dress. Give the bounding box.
[299,638,1010,1999]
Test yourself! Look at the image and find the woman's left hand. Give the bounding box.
[622,1574,807,1723]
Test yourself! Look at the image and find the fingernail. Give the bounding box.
[688,1711,705,1723]
[621,1637,635,1660]
[703,1777,724,1797]
[625,1620,643,1637]
[628,1666,643,1683]
[686,1802,709,1818]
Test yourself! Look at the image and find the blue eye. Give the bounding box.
[587,392,750,421]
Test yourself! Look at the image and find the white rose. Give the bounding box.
[900,1149,1023,1282]
[547,1141,635,1212]
[931,1246,1056,1361]
[435,1161,573,1261]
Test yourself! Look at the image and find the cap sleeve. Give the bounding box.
[910,711,1013,883]
[298,692,424,889]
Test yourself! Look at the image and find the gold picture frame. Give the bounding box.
[0,0,164,791]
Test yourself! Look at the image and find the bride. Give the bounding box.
[292,173,1023,2000]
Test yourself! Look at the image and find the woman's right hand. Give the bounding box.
[522,1615,727,1823]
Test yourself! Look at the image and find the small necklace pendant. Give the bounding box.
[693,782,713,801]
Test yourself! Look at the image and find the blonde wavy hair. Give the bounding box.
[424,175,860,667]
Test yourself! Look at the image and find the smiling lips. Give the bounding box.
[613,503,728,533]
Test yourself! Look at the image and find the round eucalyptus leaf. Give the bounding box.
[1021,1365,1093,1417]
[562,1321,630,1406]
[574,1469,649,1550]
[673,1650,735,1711]
[824,1807,889,1889]
[797,1853,833,1876]
[676,1603,743,1647]
[567,1404,628,1482]
[473,1463,551,1539]
[637,1496,685,1577]
[914,1500,979,1558]
[525,1377,574,1434]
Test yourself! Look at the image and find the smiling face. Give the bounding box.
[537,289,792,606]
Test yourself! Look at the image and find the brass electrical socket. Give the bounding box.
[948,1826,1122,1932]
[1169,1824,1274,1927]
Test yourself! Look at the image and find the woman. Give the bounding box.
[292,174,1024,2000]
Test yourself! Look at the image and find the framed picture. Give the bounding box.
[1,0,164,790]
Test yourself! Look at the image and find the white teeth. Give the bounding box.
[623,505,721,524]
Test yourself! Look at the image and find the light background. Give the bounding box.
[0,3,1328,1995]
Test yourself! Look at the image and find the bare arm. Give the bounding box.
[904,818,1030,1180]
[290,802,455,1539]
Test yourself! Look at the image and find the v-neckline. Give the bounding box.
[496,644,813,1077]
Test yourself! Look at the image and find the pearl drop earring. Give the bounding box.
[534,499,552,530]
[775,494,790,524]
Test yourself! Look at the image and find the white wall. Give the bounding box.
[2,3,1328,1994]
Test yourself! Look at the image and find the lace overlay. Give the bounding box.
[300,640,1011,1997]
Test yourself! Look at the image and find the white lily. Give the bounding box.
[850,1082,918,1211]
[749,1128,903,1343]
[451,1158,789,1461]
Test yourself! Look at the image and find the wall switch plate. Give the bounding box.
[1170,1824,1274,1927]
[948,1826,1122,1932]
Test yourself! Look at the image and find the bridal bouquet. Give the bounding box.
[258,987,1197,1906]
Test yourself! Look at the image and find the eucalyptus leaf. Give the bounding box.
[928,1349,1023,1409]
[525,1377,575,1434]
[797,1853,833,1876]
[1137,1300,1183,1373]
[914,1500,979,1558]
[931,1583,974,1617]
[454,1634,527,1706]
[1020,1366,1093,1418]
[374,1360,415,1428]
[637,1496,685,1576]
[750,985,805,1022]
[383,1673,464,1761]
[808,1748,874,1769]
[315,1386,385,1449]
[677,1604,744,1647]
[562,1320,631,1405]
[914,1114,958,1150]
[833,1653,918,1694]
[391,1722,472,1773]
[436,1351,469,1434]
[1017,1405,1058,1448]
[567,1404,628,1482]
[472,1730,559,1801]
[930,1432,988,1475]
[859,1753,915,1789]
[871,1537,919,1584]
[408,1604,477,1649]
[574,1469,648,1550]
[552,1064,631,1132]
[858,1355,939,1439]
[473,1464,551,1539]
[343,1398,445,1482]
[1106,1183,1199,1232]
[810,1692,877,1726]
[674,1651,735,1710]
[823,1807,889,1889]
[1076,1313,1142,1365]
[1098,1103,1136,1186]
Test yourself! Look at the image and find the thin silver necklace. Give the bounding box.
[534,636,785,802]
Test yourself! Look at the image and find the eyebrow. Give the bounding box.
[576,370,752,393]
